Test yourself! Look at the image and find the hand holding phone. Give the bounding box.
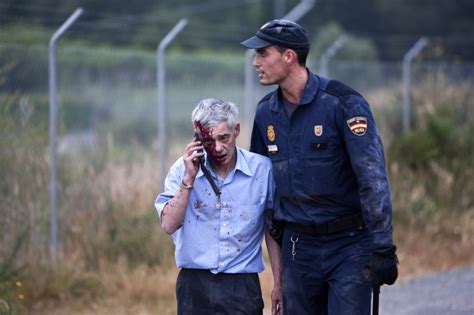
[193,133,221,200]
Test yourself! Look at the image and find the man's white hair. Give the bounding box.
[191,98,239,129]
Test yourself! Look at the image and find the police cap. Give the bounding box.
[240,19,310,50]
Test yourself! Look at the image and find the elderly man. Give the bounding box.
[155,98,283,315]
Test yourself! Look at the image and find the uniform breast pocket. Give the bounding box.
[302,150,341,197]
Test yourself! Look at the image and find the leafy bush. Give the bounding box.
[390,106,462,170]
[388,75,474,219]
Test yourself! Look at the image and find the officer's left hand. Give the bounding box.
[369,244,399,287]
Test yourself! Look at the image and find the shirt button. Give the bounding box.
[223,222,227,226]
[219,262,224,267]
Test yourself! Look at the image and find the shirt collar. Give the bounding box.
[269,69,319,112]
[195,147,252,179]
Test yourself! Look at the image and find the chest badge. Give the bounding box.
[314,125,323,137]
[347,116,368,136]
[267,124,276,142]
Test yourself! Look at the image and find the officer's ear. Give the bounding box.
[283,49,297,65]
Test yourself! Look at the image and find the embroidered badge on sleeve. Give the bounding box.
[346,116,368,136]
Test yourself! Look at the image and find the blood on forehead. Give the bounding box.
[194,120,213,138]
[194,120,217,153]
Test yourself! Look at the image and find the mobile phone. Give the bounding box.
[194,132,204,163]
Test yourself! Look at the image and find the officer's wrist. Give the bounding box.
[372,232,393,248]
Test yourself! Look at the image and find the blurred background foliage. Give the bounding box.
[0,0,473,61]
[1,0,473,314]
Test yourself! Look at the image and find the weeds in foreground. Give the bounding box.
[0,229,28,315]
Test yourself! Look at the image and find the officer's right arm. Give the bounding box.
[250,119,268,156]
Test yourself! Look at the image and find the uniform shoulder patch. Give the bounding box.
[346,116,368,136]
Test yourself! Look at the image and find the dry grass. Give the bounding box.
[4,75,474,313]
[28,259,179,315]
[395,210,474,278]
[7,146,471,315]
[27,210,473,315]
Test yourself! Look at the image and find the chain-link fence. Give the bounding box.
[1,42,473,267]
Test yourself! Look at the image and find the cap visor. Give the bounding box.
[240,36,272,49]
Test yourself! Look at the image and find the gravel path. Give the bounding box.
[380,264,474,315]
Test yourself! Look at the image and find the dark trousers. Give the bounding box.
[282,227,372,315]
[176,268,264,315]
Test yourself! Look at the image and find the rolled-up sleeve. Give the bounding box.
[154,158,184,222]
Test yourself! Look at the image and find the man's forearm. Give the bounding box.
[161,184,192,234]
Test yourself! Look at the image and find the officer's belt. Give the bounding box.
[285,214,367,235]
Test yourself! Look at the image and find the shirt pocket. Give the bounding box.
[231,200,265,243]
[302,146,341,197]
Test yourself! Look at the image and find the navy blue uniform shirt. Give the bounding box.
[250,70,393,246]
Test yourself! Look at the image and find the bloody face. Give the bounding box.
[194,120,239,168]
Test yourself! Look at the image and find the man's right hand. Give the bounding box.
[182,138,205,180]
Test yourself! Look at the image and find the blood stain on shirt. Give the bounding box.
[194,200,202,209]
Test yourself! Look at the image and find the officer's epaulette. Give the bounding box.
[324,79,363,104]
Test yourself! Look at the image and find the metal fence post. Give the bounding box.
[402,37,428,133]
[319,35,348,77]
[157,19,188,191]
[48,7,83,266]
[244,0,316,146]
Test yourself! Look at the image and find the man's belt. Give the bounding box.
[285,214,367,235]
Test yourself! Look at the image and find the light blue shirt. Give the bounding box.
[155,147,274,274]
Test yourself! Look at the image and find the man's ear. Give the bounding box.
[284,49,297,64]
[234,122,241,137]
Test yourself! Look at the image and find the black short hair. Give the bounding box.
[275,46,309,66]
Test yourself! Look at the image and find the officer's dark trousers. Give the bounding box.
[176,268,264,315]
[282,227,372,315]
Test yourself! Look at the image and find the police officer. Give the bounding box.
[241,20,398,314]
